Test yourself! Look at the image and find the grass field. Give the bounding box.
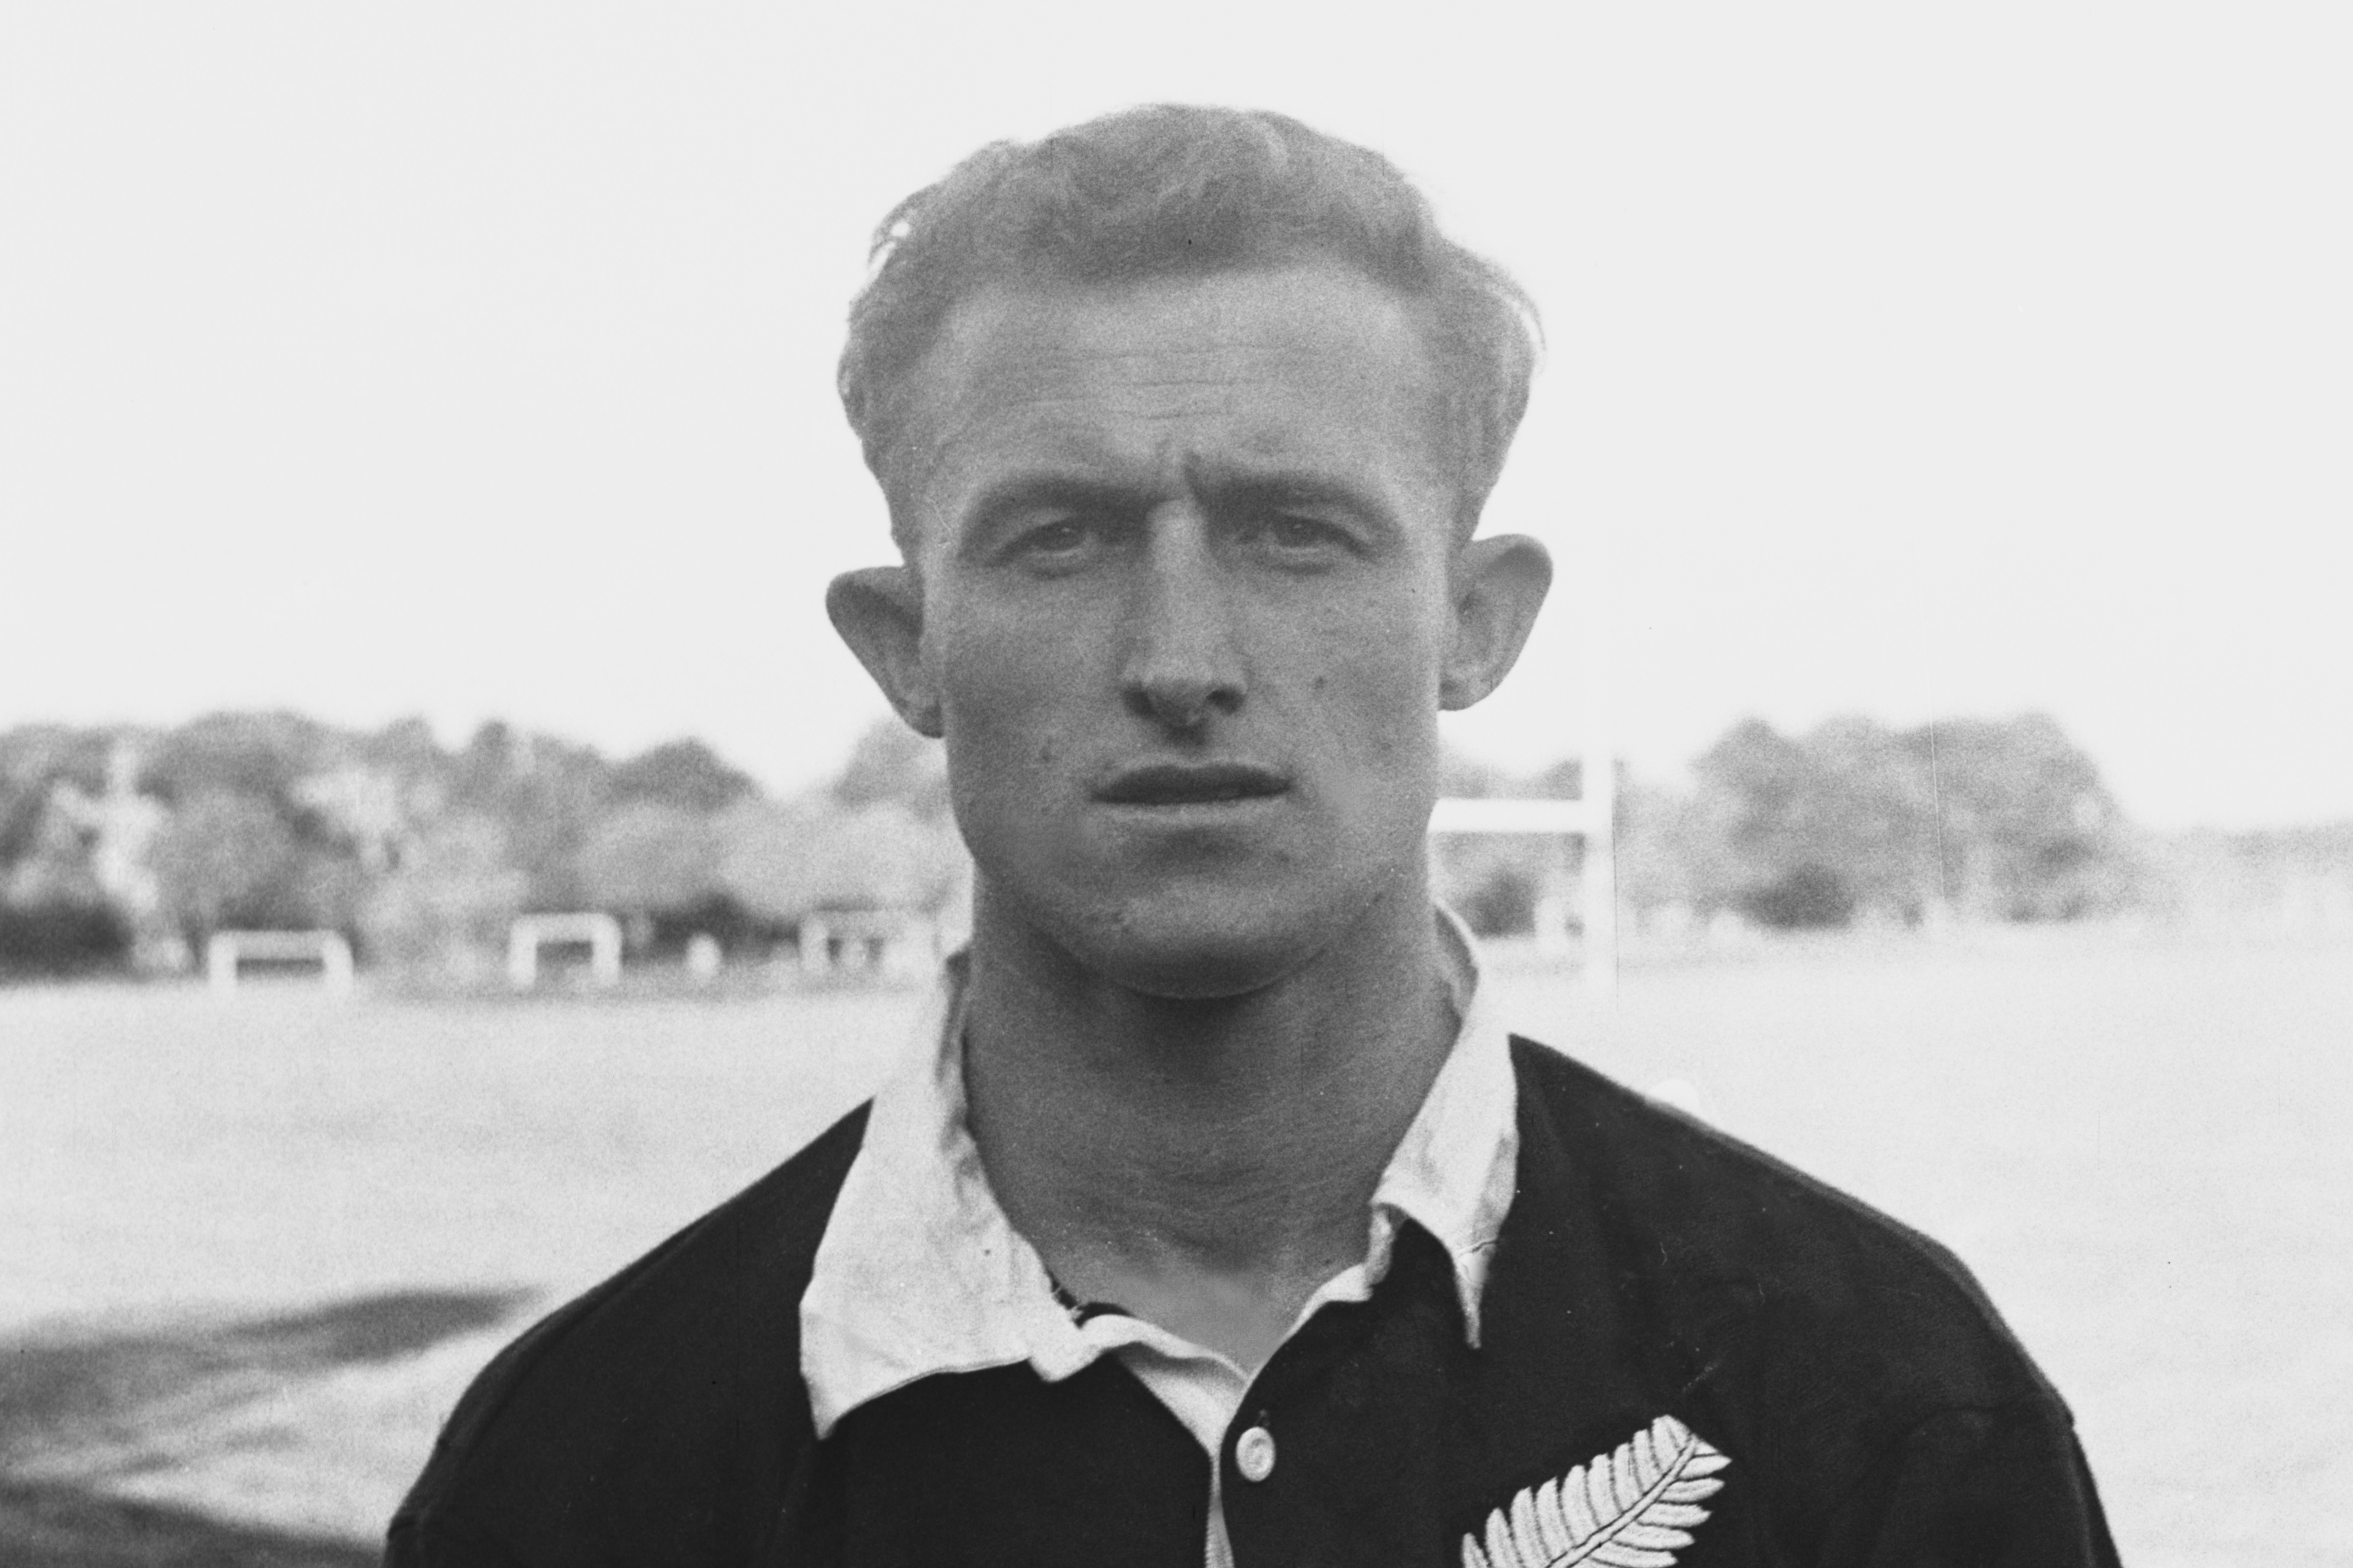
[4,931,2348,1565]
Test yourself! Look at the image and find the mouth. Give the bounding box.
[1094,761,1292,807]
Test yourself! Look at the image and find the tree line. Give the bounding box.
[0,706,2219,981]
[0,713,959,980]
[1433,712,2139,939]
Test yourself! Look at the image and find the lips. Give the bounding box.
[1094,761,1291,806]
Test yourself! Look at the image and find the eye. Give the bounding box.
[1001,510,1119,573]
[1269,515,1336,548]
[1024,518,1092,555]
[1241,511,1354,561]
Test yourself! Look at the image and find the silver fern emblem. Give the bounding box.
[1461,1414,1729,1568]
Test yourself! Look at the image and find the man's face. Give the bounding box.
[885,264,1477,997]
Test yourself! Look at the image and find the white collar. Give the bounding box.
[799,911,1521,1437]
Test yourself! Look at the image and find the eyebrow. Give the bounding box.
[952,458,1402,551]
[950,474,1142,555]
[1182,459,1408,554]
[1189,466,1395,525]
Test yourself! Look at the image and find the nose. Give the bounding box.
[1120,504,1245,733]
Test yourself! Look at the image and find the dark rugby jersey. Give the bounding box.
[799,927,1516,1568]
[387,1039,2118,1567]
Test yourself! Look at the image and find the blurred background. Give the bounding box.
[2,4,2346,1564]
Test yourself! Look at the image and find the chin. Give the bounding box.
[994,865,1404,1001]
[1076,918,1309,1001]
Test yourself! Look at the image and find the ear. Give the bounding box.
[826,566,943,738]
[1438,533,1553,711]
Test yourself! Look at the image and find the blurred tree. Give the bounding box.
[1689,719,1853,924]
[138,711,330,807]
[352,718,453,813]
[1682,712,2134,928]
[1526,756,1584,801]
[1737,863,1858,930]
[1800,716,1942,923]
[830,720,950,822]
[1,725,116,869]
[448,722,612,911]
[1450,858,1543,937]
[610,739,757,813]
[719,797,962,921]
[150,790,309,936]
[0,901,128,975]
[0,786,128,973]
[716,798,829,923]
[574,800,724,914]
[450,720,523,802]
[811,803,964,911]
[294,766,410,874]
[1901,714,2133,920]
[1615,776,1706,921]
[0,712,810,978]
[358,814,528,975]
[358,715,445,769]
[1437,745,1509,800]
[0,729,171,973]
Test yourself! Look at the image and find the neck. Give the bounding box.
[960,879,1460,1364]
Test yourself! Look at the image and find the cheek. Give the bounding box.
[926,602,1093,771]
[1287,585,1449,768]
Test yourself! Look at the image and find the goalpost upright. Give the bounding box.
[1429,776,1617,998]
[1426,575,1619,998]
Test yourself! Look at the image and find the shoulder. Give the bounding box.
[1505,1037,2069,1493]
[387,1101,871,1566]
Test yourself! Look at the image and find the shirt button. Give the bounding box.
[1235,1425,1277,1482]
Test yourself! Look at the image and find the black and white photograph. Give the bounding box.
[2,5,2346,1565]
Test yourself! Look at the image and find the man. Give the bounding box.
[390,105,2118,1566]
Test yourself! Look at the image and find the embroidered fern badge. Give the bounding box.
[1461,1414,1729,1568]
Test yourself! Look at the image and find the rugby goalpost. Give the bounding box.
[507,912,624,990]
[1428,681,1617,998]
[1430,788,1616,998]
[206,930,356,998]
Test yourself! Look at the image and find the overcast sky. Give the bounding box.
[2,3,2345,829]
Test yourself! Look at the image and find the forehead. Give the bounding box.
[897,265,1452,547]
